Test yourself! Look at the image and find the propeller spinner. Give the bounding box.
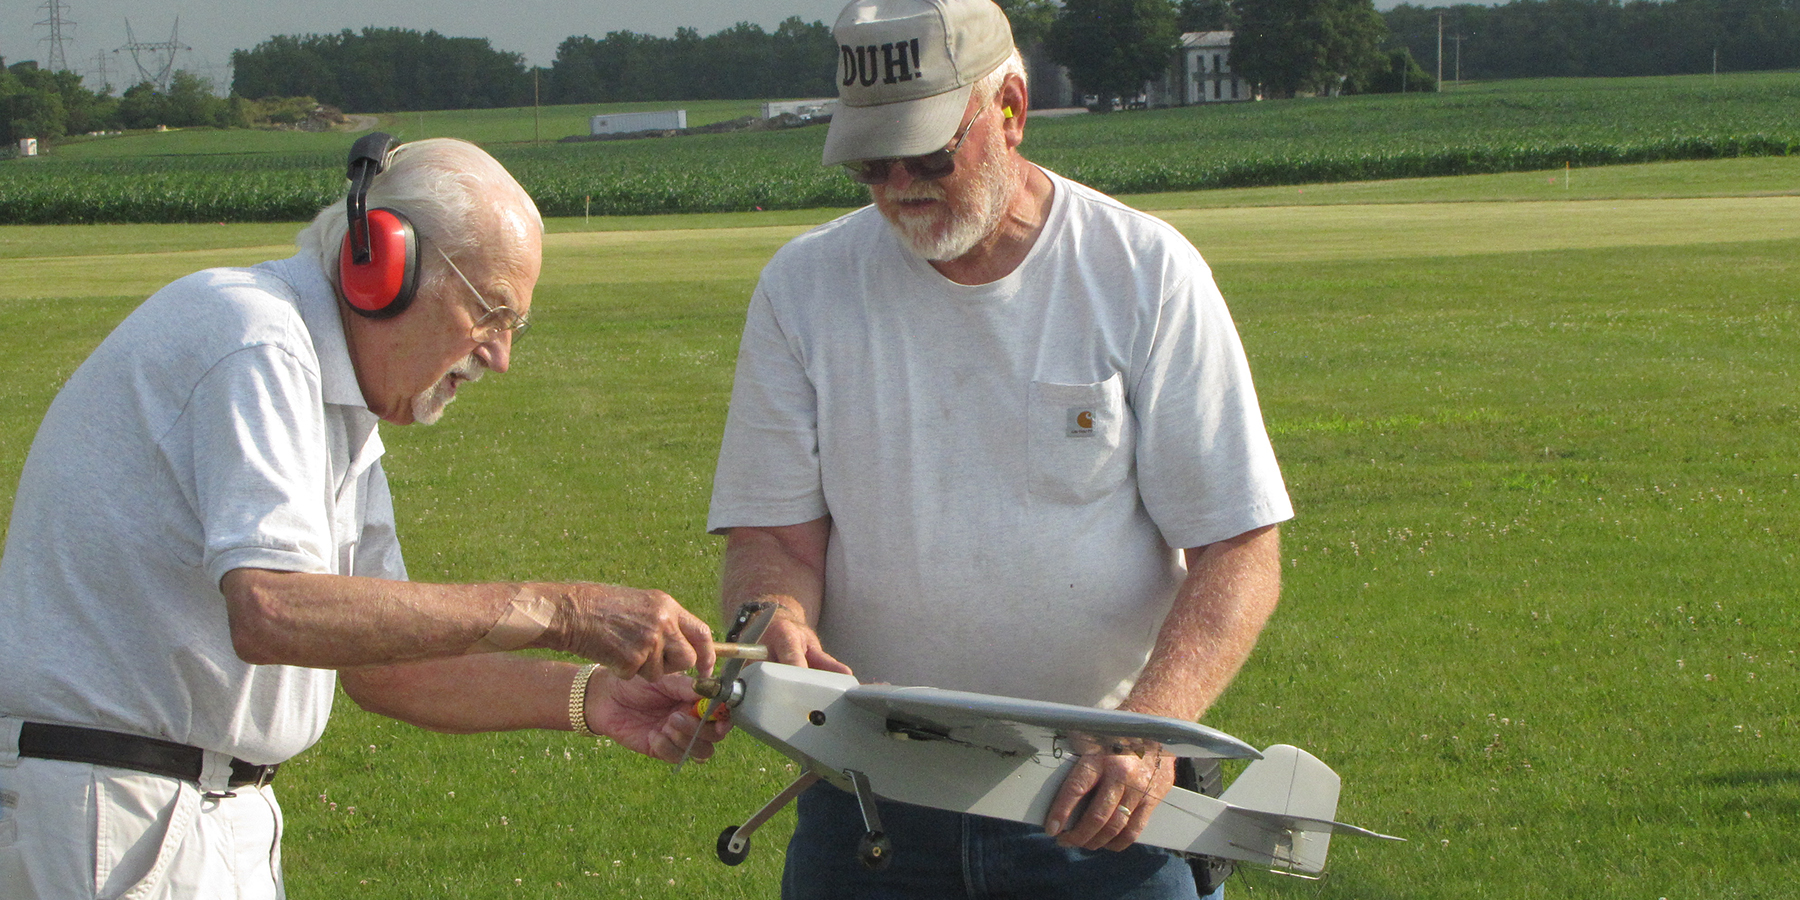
[674,604,778,771]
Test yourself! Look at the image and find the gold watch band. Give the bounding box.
[568,663,603,738]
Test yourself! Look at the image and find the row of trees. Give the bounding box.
[1231,0,1393,96]
[545,18,837,104]
[2,58,345,148]
[2,61,326,147]
[227,22,841,111]
[2,62,112,145]
[1037,0,1799,101]
[231,29,535,112]
[226,5,1411,113]
[1386,0,1800,81]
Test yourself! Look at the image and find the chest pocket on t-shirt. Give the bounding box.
[1028,374,1133,505]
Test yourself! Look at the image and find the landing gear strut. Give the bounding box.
[714,770,822,865]
[712,767,896,871]
[845,769,892,871]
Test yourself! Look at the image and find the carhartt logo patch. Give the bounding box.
[1066,408,1096,437]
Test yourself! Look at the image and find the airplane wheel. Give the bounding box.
[717,826,750,866]
[856,831,892,871]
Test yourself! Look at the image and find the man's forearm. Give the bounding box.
[719,517,854,673]
[1121,525,1282,722]
[340,654,577,734]
[223,569,529,668]
[220,568,712,680]
[719,518,831,624]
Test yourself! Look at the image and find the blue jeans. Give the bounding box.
[781,782,1222,900]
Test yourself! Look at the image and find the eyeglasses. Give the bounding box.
[435,246,530,342]
[841,108,981,186]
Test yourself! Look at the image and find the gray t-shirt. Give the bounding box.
[709,170,1291,707]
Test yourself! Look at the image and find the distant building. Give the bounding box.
[1144,32,1254,107]
[590,110,686,135]
[1186,32,1251,103]
[762,99,836,120]
[1161,32,1252,106]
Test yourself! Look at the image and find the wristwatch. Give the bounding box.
[726,600,778,642]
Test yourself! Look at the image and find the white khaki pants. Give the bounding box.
[0,755,285,900]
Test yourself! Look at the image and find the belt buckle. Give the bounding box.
[208,761,277,800]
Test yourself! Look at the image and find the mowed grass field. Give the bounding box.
[0,158,1796,899]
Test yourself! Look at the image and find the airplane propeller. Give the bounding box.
[673,605,778,772]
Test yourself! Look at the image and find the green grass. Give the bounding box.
[0,158,1796,898]
[1127,154,1800,208]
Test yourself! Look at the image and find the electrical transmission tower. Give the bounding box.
[35,0,77,73]
[90,50,112,92]
[120,17,189,91]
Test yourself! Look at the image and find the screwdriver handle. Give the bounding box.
[714,642,771,661]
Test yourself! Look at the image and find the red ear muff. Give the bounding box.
[338,132,419,319]
[339,207,419,318]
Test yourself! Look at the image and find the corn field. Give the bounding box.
[1,72,1795,224]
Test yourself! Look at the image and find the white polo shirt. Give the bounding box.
[709,169,1292,708]
[0,254,405,764]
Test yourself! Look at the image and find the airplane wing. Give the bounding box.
[843,683,1261,760]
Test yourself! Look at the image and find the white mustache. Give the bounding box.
[451,355,485,383]
[885,182,948,203]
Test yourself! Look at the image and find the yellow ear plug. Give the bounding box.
[1003,106,1015,118]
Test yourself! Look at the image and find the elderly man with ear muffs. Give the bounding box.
[0,134,727,899]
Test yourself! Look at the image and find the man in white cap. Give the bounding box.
[707,1,1291,896]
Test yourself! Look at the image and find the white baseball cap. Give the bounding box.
[822,0,1016,167]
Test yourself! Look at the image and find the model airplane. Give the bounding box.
[680,608,1400,876]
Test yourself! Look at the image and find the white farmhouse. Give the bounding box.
[1179,32,1252,104]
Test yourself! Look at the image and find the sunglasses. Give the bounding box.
[841,108,980,186]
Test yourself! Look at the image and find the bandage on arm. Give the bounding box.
[470,591,555,653]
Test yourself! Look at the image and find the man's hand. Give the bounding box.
[1042,745,1175,852]
[757,608,853,674]
[543,583,718,680]
[585,671,732,763]
[1037,526,1282,852]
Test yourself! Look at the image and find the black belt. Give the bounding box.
[18,722,279,789]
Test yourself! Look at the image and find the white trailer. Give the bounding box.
[760,99,835,120]
[589,110,687,135]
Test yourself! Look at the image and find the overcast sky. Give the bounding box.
[6,0,1443,90]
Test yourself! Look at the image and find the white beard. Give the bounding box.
[881,124,1018,262]
[411,353,484,425]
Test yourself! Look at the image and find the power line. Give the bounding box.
[119,17,190,92]
[35,0,77,72]
[1436,13,1443,92]
[90,49,111,93]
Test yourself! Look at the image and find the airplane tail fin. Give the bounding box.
[1214,744,1403,874]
